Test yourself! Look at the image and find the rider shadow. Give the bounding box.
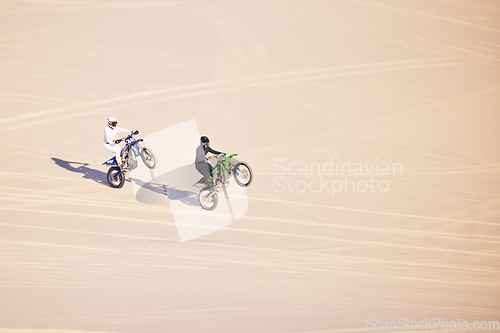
[167,186,199,207]
[51,158,107,185]
[132,178,199,207]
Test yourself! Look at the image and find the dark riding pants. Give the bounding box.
[196,162,213,183]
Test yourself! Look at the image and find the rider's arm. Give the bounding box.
[115,127,132,134]
[112,127,133,143]
[206,147,223,156]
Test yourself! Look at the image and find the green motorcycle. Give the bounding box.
[197,153,252,210]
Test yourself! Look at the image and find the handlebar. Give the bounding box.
[115,130,140,144]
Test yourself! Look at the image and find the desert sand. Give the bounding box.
[1,1,499,332]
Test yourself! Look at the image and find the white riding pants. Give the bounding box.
[103,143,123,165]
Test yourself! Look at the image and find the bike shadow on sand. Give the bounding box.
[51,157,109,185]
[132,178,200,207]
[131,165,205,208]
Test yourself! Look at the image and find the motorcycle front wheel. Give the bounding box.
[141,147,156,169]
[198,186,218,210]
[233,162,252,187]
[107,166,125,188]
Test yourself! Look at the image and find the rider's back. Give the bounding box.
[195,145,206,164]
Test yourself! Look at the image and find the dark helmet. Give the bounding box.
[200,136,210,147]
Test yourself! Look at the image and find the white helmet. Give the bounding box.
[107,116,118,128]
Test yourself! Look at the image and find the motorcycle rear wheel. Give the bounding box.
[107,166,125,188]
[198,186,218,210]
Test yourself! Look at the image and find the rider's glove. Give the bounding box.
[114,139,122,144]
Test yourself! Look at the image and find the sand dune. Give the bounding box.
[1,1,499,332]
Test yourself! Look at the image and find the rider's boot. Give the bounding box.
[204,177,213,187]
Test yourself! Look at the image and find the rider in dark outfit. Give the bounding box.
[195,136,223,184]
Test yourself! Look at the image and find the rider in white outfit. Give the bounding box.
[103,116,132,166]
